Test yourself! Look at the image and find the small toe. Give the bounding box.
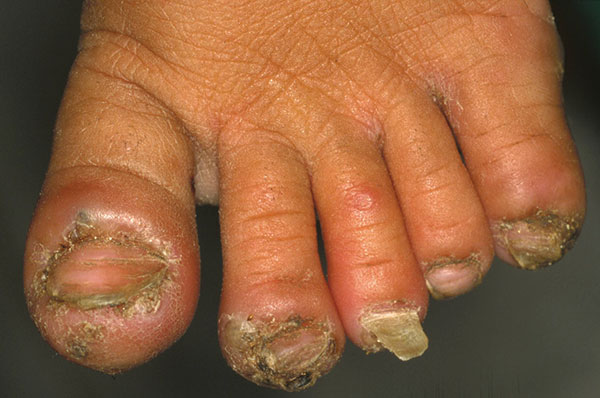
[310,116,429,358]
[435,12,586,269]
[216,125,344,391]
[382,87,493,299]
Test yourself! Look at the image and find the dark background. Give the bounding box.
[1,1,599,397]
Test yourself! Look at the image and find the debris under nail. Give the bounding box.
[494,209,583,270]
[219,314,340,391]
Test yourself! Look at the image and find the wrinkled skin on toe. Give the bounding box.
[75,0,563,177]
[25,0,585,390]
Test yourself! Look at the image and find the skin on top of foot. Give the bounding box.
[24,0,585,391]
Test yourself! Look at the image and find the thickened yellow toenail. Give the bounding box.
[359,302,428,361]
[492,209,583,270]
[219,314,339,391]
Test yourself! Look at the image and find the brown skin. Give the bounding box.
[25,0,585,390]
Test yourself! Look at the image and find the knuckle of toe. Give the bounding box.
[246,267,319,292]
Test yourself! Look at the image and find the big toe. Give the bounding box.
[24,56,200,373]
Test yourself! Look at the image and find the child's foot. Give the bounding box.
[24,0,585,391]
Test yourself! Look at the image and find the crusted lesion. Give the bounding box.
[219,314,340,392]
[493,209,583,270]
[119,285,164,317]
[66,339,89,360]
[64,322,106,361]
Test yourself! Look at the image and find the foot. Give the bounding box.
[24,0,585,391]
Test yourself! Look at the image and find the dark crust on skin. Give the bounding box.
[66,339,89,360]
[493,209,583,270]
[220,315,340,392]
[64,322,105,361]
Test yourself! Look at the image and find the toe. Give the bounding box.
[382,88,494,299]
[433,8,585,269]
[310,116,429,359]
[24,60,200,373]
[216,124,344,391]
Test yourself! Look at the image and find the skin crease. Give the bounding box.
[72,0,585,215]
[23,0,586,390]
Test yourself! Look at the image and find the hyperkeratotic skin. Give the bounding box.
[219,314,340,391]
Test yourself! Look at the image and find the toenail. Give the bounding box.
[359,302,428,361]
[219,314,339,391]
[37,213,170,311]
[43,241,168,310]
[424,254,483,300]
[491,209,583,270]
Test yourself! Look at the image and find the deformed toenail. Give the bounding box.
[492,209,583,270]
[43,240,168,310]
[219,314,339,391]
[424,254,483,300]
[359,301,428,361]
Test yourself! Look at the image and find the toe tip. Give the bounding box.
[424,254,485,300]
[219,314,341,391]
[492,209,583,270]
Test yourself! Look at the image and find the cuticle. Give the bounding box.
[423,252,482,275]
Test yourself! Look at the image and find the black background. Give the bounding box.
[1,1,599,397]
